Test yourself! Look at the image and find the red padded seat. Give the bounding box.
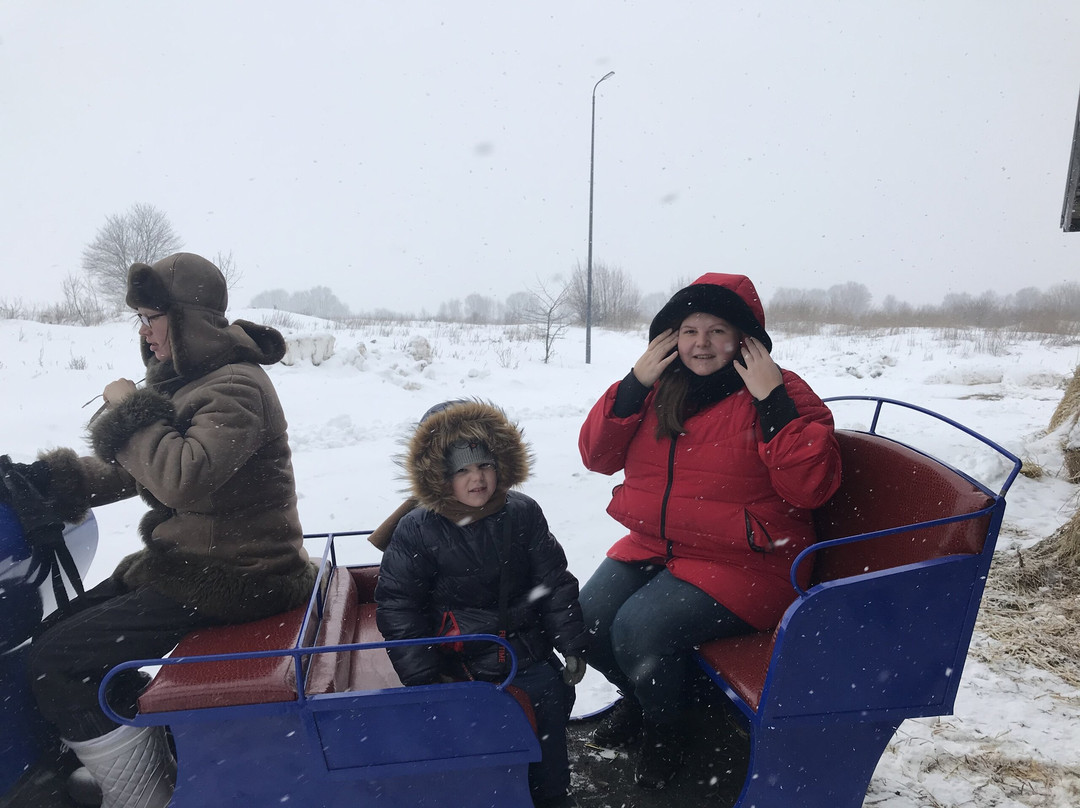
[139,565,398,713]
[139,605,308,713]
[696,631,776,713]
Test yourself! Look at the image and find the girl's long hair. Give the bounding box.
[653,364,691,439]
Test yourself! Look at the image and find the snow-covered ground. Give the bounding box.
[3,314,1079,806]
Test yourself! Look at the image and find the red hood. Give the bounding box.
[648,272,771,349]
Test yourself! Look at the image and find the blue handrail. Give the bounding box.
[823,395,1022,497]
[99,632,520,725]
[98,529,522,726]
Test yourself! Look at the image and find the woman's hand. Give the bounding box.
[102,378,138,407]
[734,336,784,400]
[632,329,679,387]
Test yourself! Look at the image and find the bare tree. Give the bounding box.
[503,291,534,324]
[213,250,244,291]
[0,297,27,320]
[81,203,184,306]
[464,293,497,324]
[437,299,463,322]
[769,287,829,323]
[250,289,291,309]
[567,261,643,328]
[248,286,349,319]
[826,282,872,320]
[667,275,694,295]
[522,278,572,363]
[61,273,108,326]
[289,286,350,319]
[638,291,668,319]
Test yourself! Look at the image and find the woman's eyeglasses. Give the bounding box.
[135,312,167,327]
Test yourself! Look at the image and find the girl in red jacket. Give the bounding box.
[578,273,841,789]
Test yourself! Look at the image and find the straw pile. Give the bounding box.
[1048,364,1080,483]
[975,512,1080,689]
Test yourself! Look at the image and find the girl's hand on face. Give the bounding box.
[103,378,138,407]
[632,329,679,387]
[734,336,784,400]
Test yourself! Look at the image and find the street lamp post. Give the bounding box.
[585,70,614,364]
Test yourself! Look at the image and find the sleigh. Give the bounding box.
[691,396,1020,807]
[0,396,1020,808]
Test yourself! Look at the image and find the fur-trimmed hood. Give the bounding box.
[404,400,531,516]
[126,252,285,379]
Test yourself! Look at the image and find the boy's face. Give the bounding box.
[450,462,498,508]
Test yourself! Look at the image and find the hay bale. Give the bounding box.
[1068,449,1080,485]
[1049,365,1080,483]
[1048,364,1080,433]
[1055,508,1080,565]
[975,512,1080,687]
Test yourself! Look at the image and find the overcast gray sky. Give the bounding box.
[2,1,1079,315]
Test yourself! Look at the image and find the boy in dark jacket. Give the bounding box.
[375,400,589,808]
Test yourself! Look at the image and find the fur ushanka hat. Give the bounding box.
[126,252,285,378]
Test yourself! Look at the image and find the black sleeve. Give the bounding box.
[374,517,442,686]
[526,505,590,658]
[753,384,800,444]
[612,370,652,418]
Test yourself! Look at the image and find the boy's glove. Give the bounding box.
[562,655,586,686]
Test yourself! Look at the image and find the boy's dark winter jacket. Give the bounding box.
[375,400,590,685]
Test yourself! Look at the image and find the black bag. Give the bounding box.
[0,454,84,612]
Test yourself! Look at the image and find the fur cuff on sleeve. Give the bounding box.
[90,389,175,463]
[36,447,93,524]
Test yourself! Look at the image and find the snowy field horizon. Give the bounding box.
[4,313,1079,806]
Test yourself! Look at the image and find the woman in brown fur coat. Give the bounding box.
[22,253,314,808]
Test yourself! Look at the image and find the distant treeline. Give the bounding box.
[766,281,1080,335]
[3,277,1078,339]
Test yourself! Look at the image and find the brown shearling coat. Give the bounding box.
[43,253,314,622]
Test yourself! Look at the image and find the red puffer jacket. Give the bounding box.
[579,372,841,630]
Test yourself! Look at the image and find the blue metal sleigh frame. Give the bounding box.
[100,532,540,808]
[693,396,1022,808]
[93,396,1022,808]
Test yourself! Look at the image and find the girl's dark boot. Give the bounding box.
[591,694,643,748]
[634,719,686,790]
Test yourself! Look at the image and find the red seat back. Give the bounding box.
[810,431,993,584]
[306,567,360,695]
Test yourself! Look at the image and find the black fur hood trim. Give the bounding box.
[403,400,531,515]
[36,447,93,524]
[89,388,175,463]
